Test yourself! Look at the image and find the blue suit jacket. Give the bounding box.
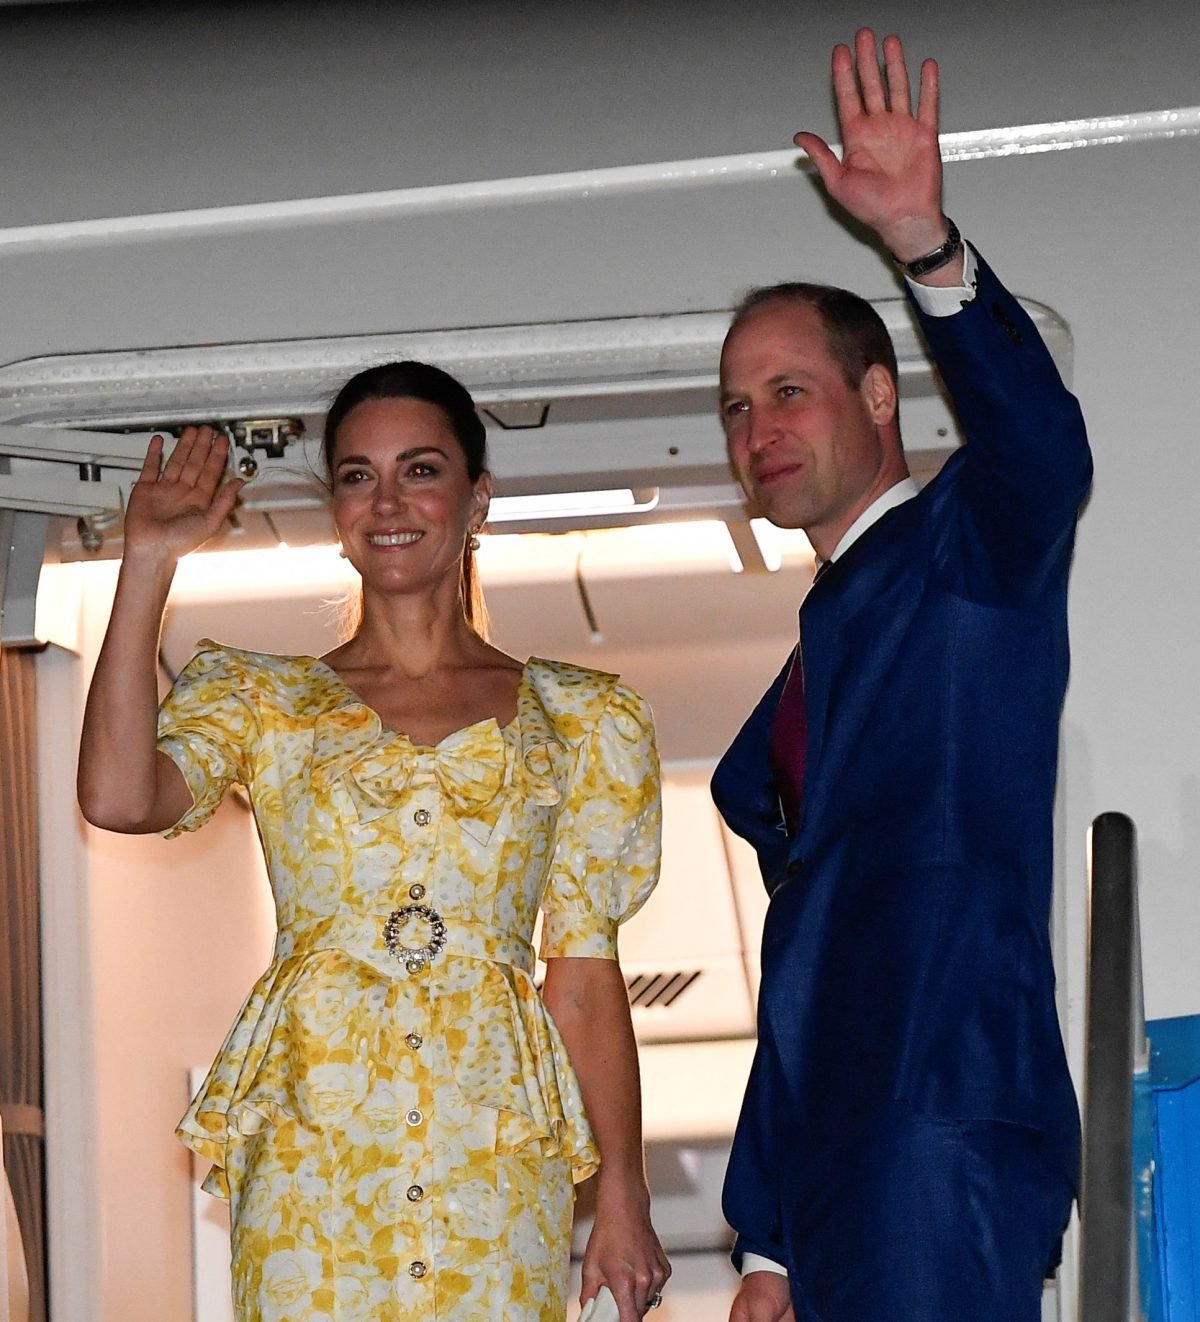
[713,251,1092,1272]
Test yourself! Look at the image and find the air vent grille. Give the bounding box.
[626,970,702,1009]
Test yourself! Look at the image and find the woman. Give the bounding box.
[77,361,670,1322]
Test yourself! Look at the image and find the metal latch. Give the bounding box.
[229,417,305,476]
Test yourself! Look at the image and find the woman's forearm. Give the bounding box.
[544,954,669,1315]
[78,429,240,832]
[77,547,190,832]
[543,956,650,1200]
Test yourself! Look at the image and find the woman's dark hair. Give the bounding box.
[323,360,490,632]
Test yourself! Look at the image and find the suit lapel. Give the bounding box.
[792,497,927,857]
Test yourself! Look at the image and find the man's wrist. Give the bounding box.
[879,212,953,266]
[906,240,978,315]
[740,1252,788,1278]
[893,217,961,278]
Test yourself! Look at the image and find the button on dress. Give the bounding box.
[156,642,662,1321]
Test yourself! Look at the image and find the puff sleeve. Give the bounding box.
[539,681,662,961]
[156,642,258,838]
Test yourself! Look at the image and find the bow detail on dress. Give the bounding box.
[310,717,508,828]
[303,657,600,837]
[354,735,508,827]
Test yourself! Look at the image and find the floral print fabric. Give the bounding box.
[157,642,662,1320]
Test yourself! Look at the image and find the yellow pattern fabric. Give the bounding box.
[157,641,662,1321]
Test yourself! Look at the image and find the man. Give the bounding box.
[712,30,1090,1322]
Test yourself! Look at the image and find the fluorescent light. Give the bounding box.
[487,487,658,523]
[150,512,767,599]
[573,519,744,575]
[747,519,782,572]
[171,542,358,597]
[749,518,814,569]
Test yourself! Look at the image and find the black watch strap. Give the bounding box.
[896,218,962,278]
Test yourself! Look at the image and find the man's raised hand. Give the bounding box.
[794,29,950,267]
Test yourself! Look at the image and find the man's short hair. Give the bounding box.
[728,282,900,392]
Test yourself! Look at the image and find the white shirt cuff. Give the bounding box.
[904,240,979,317]
[741,1253,788,1277]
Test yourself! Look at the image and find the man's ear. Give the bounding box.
[861,363,898,428]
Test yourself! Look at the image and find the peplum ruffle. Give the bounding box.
[177,944,600,1200]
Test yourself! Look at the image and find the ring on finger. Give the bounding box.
[648,1294,663,1310]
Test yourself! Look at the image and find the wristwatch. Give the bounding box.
[895,217,962,278]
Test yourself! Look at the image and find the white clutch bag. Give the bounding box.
[578,1286,621,1322]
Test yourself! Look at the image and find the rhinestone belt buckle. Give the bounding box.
[383,904,447,974]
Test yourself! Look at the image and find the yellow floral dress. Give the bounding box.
[156,642,661,1321]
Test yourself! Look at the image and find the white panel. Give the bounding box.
[259,507,337,549]
[190,1069,234,1322]
[628,777,742,964]
[572,1135,737,1259]
[583,554,811,651]
[622,774,755,1041]
[475,534,599,660]
[628,958,752,1044]
[160,590,351,676]
[32,560,82,653]
[640,1040,756,1143]
[36,642,102,1322]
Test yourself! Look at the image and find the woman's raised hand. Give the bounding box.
[124,426,245,564]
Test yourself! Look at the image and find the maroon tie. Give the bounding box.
[769,561,830,834]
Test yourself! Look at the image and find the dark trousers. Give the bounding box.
[785,1115,1074,1322]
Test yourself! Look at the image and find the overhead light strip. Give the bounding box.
[0,312,734,424]
[0,107,1194,254]
[161,516,785,594]
[488,488,659,523]
[0,299,1067,427]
